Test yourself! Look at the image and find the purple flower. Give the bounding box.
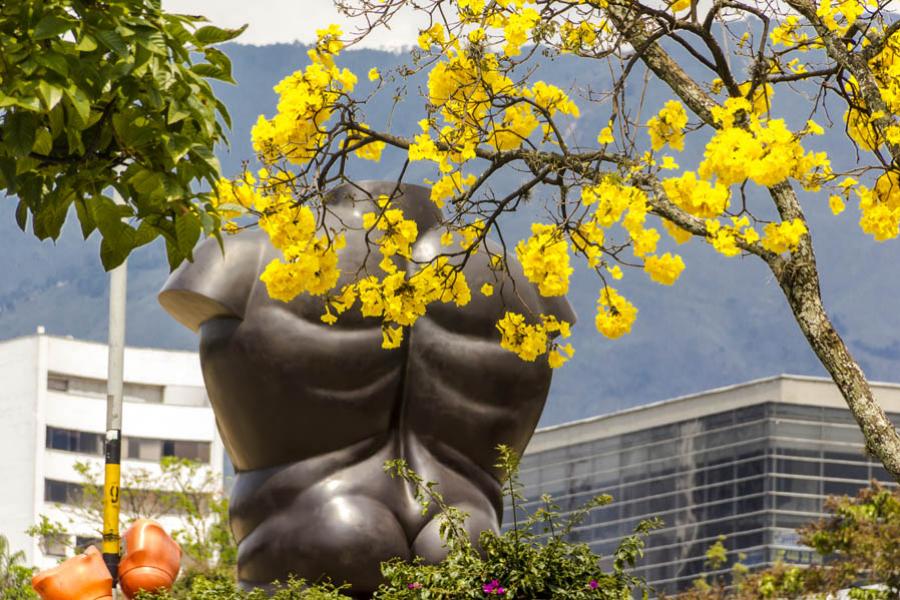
[407,582,422,589]
[483,579,506,595]
[589,579,599,590]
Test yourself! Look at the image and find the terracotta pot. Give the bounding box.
[32,545,113,600]
[118,519,182,599]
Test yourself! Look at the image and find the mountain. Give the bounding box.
[1,42,898,427]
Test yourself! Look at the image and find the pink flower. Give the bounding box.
[589,579,599,589]
[483,579,506,595]
[407,582,422,589]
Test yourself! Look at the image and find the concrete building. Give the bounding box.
[513,375,900,596]
[0,332,223,569]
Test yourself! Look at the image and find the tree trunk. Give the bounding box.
[771,253,900,483]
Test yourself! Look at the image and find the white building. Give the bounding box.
[0,331,223,570]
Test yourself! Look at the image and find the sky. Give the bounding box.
[162,0,427,48]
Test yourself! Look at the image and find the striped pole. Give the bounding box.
[102,196,127,587]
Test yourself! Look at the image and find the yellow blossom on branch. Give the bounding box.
[595,287,638,339]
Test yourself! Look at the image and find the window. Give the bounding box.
[46,427,103,455]
[47,373,163,403]
[74,536,101,554]
[40,534,68,557]
[126,437,210,463]
[47,375,69,392]
[44,479,83,505]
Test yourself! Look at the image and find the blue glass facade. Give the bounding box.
[508,391,899,595]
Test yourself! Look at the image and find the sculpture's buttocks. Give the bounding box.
[158,182,574,594]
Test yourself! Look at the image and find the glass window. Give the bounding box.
[824,480,866,497]
[823,459,868,481]
[41,534,68,557]
[47,375,69,392]
[773,476,820,495]
[46,427,102,455]
[127,438,162,461]
[74,536,101,554]
[126,437,210,463]
[44,479,82,504]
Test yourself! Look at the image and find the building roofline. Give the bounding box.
[0,332,197,357]
[528,374,900,454]
[538,374,900,435]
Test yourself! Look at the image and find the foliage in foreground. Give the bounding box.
[0,0,243,269]
[0,534,37,600]
[668,483,900,599]
[142,446,658,599]
[28,457,235,584]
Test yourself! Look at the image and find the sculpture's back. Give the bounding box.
[159,181,574,595]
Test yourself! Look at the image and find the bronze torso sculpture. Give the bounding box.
[159,181,574,595]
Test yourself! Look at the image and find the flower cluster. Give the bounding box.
[595,287,638,339]
[483,578,507,595]
[643,253,685,285]
[250,25,358,165]
[516,223,573,297]
[701,98,830,190]
[647,100,688,151]
[496,312,574,368]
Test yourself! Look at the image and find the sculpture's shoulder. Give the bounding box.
[158,230,271,332]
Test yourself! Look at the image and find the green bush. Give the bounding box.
[143,446,657,599]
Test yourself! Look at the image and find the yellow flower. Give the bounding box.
[644,253,686,285]
[761,219,808,253]
[595,287,637,339]
[368,67,380,81]
[597,123,614,145]
[662,171,730,218]
[480,283,494,296]
[647,100,688,152]
[515,223,573,297]
[829,195,846,215]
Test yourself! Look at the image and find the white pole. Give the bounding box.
[102,193,127,596]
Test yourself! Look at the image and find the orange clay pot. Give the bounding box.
[32,545,113,600]
[118,519,182,600]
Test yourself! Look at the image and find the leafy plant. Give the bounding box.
[0,0,243,269]
[139,446,657,598]
[30,457,235,581]
[665,483,900,599]
[371,446,660,599]
[0,534,37,600]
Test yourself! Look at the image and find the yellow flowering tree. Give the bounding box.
[213,2,900,481]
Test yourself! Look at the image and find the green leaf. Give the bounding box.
[94,29,128,56]
[33,14,74,40]
[192,24,247,45]
[167,104,191,125]
[74,198,96,239]
[134,220,159,248]
[35,52,69,77]
[37,81,63,110]
[175,210,201,257]
[33,128,53,155]
[191,63,230,82]
[5,112,37,157]
[64,87,91,126]
[75,34,98,52]
[204,47,233,78]
[15,201,28,231]
[214,98,232,129]
[33,185,74,240]
[100,230,135,270]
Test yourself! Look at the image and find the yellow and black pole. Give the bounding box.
[102,197,127,591]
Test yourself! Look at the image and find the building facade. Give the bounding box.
[512,376,900,596]
[0,332,224,570]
